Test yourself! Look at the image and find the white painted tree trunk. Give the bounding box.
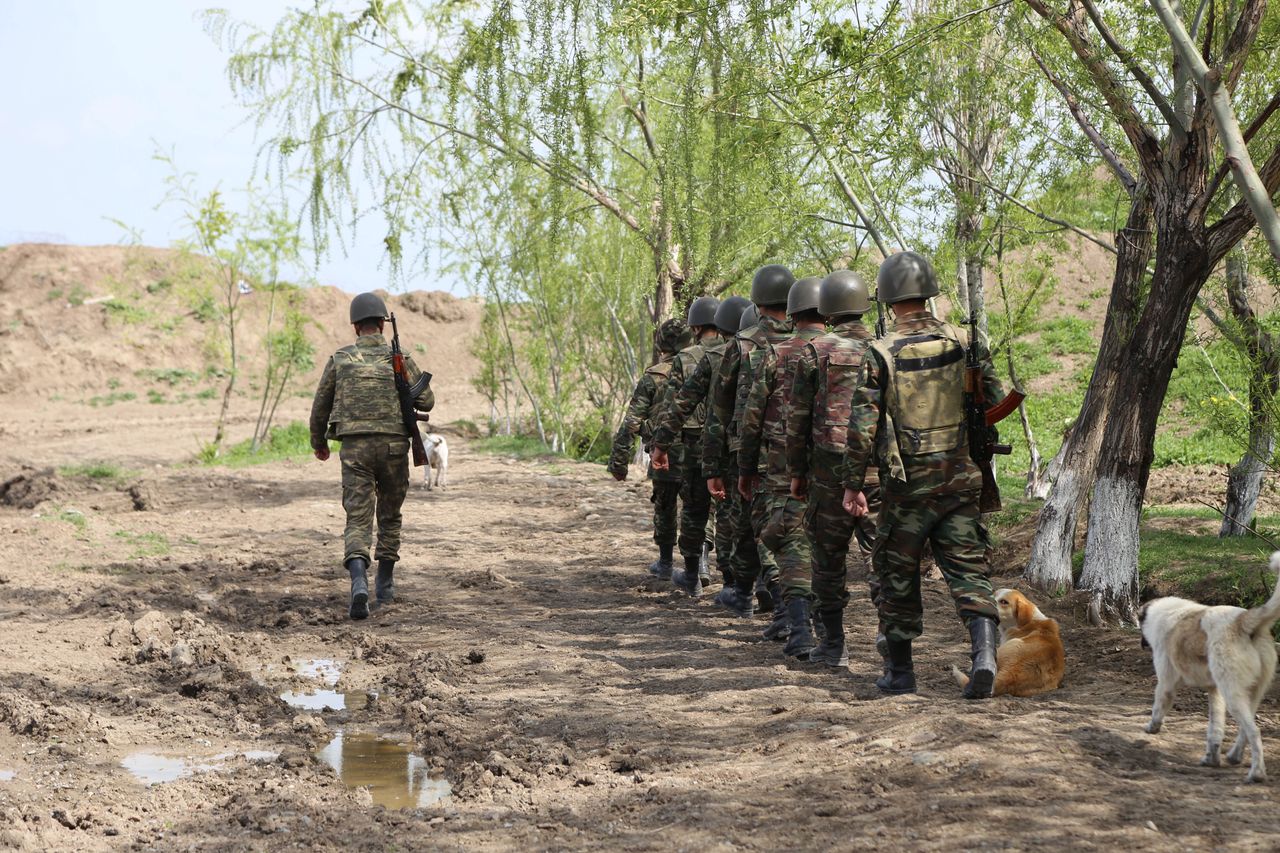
[1079,475,1142,625]
[1221,417,1275,536]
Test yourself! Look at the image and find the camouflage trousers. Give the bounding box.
[721,454,777,588]
[651,480,680,548]
[806,479,881,618]
[678,433,713,563]
[873,489,997,642]
[753,488,812,600]
[339,434,411,564]
[710,486,734,582]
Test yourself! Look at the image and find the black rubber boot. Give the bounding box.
[373,558,395,608]
[964,617,998,700]
[782,598,817,658]
[808,609,848,667]
[346,557,370,621]
[762,585,790,641]
[698,542,712,585]
[754,579,775,614]
[715,581,754,617]
[671,557,702,597]
[876,638,916,694]
[649,544,675,578]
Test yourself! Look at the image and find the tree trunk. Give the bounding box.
[966,253,988,340]
[954,255,972,316]
[1024,187,1151,592]
[1220,250,1280,536]
[1079,216,1213,624]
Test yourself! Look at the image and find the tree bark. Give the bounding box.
[1025,186,1151,592]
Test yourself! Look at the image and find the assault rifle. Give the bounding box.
[965,312,1025,513]
[389,312,431,467]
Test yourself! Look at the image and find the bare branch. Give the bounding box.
[1079,0,1183,134]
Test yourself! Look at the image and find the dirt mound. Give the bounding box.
[0,467,62,509]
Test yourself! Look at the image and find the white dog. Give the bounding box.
[1140,552,1280,783]
[422,434,449,490]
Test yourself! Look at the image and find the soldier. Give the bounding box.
[841,252,1005,698]
[738,276,825,657]
[649,296,723,596]
[704,268,793,617]
[607,318,693,579]
[310,293,434,620]
[785,270,881,668]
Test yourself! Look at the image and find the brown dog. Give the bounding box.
[953,588,1064,697]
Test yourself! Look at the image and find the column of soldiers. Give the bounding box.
[609,251,1007,698]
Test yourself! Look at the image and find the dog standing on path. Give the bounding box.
[422,434,449,491]
[1140,552,1280,783]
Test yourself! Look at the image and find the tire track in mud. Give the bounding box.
[1,440,1278,849]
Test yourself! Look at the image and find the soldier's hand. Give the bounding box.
[314,447,330,462]
[791,476,808,500]
[843,488,868,517]
[651,447,669,470]
[738,474,757,501]
[707,477,726,500]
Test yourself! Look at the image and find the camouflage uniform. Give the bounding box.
[310,333,434,564]
[705,316,793,591]
[738,326,825,601]
[608,356,683,552]
[651,338,721,565]
[786,319,882,621]
[842,310,1004,642]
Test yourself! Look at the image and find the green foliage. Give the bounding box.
[56,508,88,535]
[102,297,151,325]
[147,389,167,404]
[137,368,199,386]
[114,530,171,558]
[205,420,328,467]
[58,462,138,487]
[471,434,559,460]
[88,391,137,407]
[1039,318,1096,356]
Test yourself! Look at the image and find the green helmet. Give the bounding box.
[349,292,388,324]
[714,296,751,334]
[686,295,721,328]
[787,276,823,316]
[819,270,870,318]
[750,264,794,307]
[654,318,692,354]
[876,251,939,303]
[738,304,760,332]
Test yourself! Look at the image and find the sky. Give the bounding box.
[0,1,458,294]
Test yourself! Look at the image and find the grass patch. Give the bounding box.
[194,387,218,401]
[137,368,199,386]
[203,420,330,467]
[1139,524,1278,613]
[1038,317,1096,356]
[471,434,559,459]
[113,530,170,558]
[58,462,138,486]
[102,297,150,325]
[147,389,167,404]
[88,391,136,407]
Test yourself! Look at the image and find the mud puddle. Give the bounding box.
[0,770,14,782]
[122,750,277,785]
[280,688,369,711]
[316,731,451,809]
[295,658,341,684]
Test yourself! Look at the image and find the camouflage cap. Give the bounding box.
[654,318,693,353]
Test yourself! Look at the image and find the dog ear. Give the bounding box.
[1015,594,1033,626]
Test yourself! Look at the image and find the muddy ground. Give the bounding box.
[2,403,1279,851]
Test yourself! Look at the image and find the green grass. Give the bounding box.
[113,530,170,558]
[194,387,218,400]
[87,391,136,407]
[102,297,150,325]
[471,434,558,459]
[203,420,330,467]
[58,462,138,486]
[1038,317,1096,356]
[137,368,199,386]
[147,389,167,404]
[1138,524,1278,612]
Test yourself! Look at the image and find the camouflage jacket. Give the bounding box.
[738,326,824,492]
[785,318,878,487]
[842,311,1003,499]
[309,333,433,451]
[703,315,794,477]
[608,358,681,482]
[651,336,726,451]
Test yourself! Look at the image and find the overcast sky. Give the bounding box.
[0,1,457,294]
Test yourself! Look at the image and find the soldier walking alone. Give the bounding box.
[842,253,1005,698]
[310,293,434,620]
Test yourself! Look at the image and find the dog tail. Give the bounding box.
[1239,551,1280,637]
[950,664,969,688]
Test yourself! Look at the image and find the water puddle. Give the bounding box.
[295,658,341,685]
[317,731,452,809]
[0,770,15,782]
[121,749,277,785]
[280,689,368,712]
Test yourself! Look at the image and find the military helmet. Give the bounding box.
[349,292,389,324]
[819,270,871,318]
[875,251,939,303]
[787,276,823,316]
[714,295,751,334]
[654,318,692,354]
[738,304,760,332]
[750,264,794,307]
[686,295,721,328]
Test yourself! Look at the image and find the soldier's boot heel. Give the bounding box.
[964,617,998,700]
[671,557,702,597]
[346,557,370,621]
[716,582,754,617]
[876,639,916,694]
[808,610,848,667]
[762,593,790,641]
[783,598,817,658]
[754,579,775,615]
[374,559,395,608]
[648,559,674,579]
[698,542,712,586]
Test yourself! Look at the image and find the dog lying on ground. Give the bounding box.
[1140,552,1280,783]
[952,588,1065,697]
[422,434,449,491]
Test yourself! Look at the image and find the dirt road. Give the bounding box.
[1,407,1278,851]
